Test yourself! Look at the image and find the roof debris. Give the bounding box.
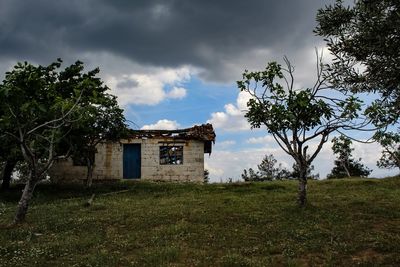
[129,123,216,142]
[128,124,216,154]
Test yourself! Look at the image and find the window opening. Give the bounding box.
[160,146,183,165]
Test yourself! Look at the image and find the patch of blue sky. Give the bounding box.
[124,76,237,129]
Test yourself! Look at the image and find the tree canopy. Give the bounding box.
[376,131,400,172]
[316,0,400,176]
[327,135,371,178]
[0,59,126,224]
[315,0,400,126]
[238,55,366,205]
[241,154,291,182]
[66,79,127,187]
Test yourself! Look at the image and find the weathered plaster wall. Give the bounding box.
[49,138,205,183]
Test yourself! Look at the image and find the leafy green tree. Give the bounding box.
[257,154,277,181]
[291,161,319,180]
[241,168,259,182]
[241,169,249,181]
[315,0,400,165]
[276,168,292,180]
[315,0,400,126]
[0,60,114,224]
[67,87,126,188]
[257,154,291,181]
[329,135,352,178]
[242,154,303,182]
[237,56,366,206]
[375,131,400,172]
[327,135,371,178]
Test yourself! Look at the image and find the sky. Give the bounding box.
[0,0,398,181]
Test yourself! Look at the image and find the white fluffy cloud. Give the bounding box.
[215,140,236,149]
[204,161,224,178]
[207,91,252,132]
[246,135,275,144]
[166,86,187,99]
[141,119,180,130]
[206,146,291,183]
[105,66,192,106]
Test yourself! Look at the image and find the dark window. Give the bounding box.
[160,146,183,165]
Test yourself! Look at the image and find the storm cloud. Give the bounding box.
[3,0,394,180]
[0,0,330,82]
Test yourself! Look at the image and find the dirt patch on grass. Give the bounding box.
[352,248,383,263]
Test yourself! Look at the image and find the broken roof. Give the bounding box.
[128,123,216,142]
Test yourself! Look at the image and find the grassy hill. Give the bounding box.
[1,177,400,266]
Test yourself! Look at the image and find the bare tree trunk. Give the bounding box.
[297,166,307,207]
[86,164,94,188]
[13,176,37,224]
[1,159,17,191]
[341,160,351,178]
[85,151,95,188]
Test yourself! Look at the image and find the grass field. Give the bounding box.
[0,177,400,266]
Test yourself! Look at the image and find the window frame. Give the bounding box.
[159,145,184,165]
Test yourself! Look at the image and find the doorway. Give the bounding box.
[123,144,141,179]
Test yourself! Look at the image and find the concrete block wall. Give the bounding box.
[49,138,205,183]
[48,160,87,183]
[137,139,204,182]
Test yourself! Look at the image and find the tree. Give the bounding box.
[257,154,278,181]
[241,169,249,181]
[67,89,126,188]
[331,135,353,177]
[241,168,259,182]
[0,60,114,224]
[276,168,292,180]
[242,154,302,182]
[257,154,292,181]
[291,161,319,180]
[237,55,366,206]
[375,131,400,172]
[315,0,400,166]
[315,0,400,126]
[327,135,371,178]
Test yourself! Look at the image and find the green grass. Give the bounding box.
[1,177,400,266]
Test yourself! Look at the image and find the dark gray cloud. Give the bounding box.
[117,77,139,89]
[0,0,331,82]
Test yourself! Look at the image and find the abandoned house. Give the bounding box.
[50,124,216,183]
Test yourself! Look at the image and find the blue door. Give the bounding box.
[123,144,141,179]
